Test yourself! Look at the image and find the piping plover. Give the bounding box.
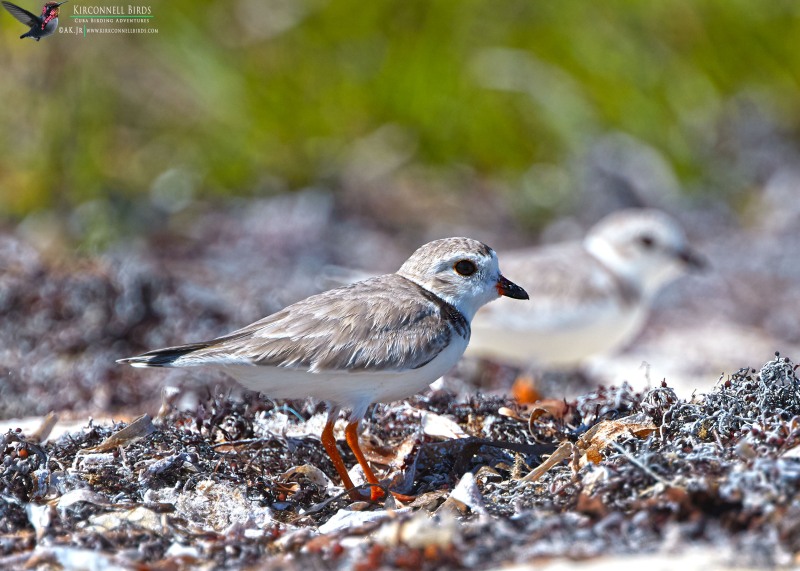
[468,209,704,369]
[118,237,528,500]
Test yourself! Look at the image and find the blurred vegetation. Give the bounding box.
[0,0,799,232]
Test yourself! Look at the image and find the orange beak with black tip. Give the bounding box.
[496,275,529,300]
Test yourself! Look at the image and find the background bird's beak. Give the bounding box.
[57,1,68,5]
[496,275,529,299]
[677,247,707,271]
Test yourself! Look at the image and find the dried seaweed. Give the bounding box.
[3,354,800,568]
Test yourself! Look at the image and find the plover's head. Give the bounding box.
[584,209,705,298]
[398,237,528,320]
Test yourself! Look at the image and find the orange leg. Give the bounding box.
[345,421,385,501]
[321,420,362,501]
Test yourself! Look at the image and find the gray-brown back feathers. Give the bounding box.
[118,274,469,373]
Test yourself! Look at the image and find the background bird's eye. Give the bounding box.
[638,235,655,248]
[454,259,477,276]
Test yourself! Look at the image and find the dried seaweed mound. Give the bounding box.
[526,353,800,566]
[3,355,800,569]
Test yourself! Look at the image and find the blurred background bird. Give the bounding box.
[469,209,704,367]
[467,208,705,401]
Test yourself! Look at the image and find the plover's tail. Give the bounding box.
[117,342,212,368]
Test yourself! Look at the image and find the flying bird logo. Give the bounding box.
[2,0,67,41]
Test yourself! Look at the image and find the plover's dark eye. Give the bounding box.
[454,260,477,276]
[638,235,655,249]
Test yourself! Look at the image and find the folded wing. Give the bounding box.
[119,274,468,373]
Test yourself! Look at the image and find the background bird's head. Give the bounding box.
[584,209,705,299]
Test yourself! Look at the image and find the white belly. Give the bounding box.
[468,303,647,367]
[221,334,468,416]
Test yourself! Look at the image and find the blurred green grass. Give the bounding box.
[0,0,798,222]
